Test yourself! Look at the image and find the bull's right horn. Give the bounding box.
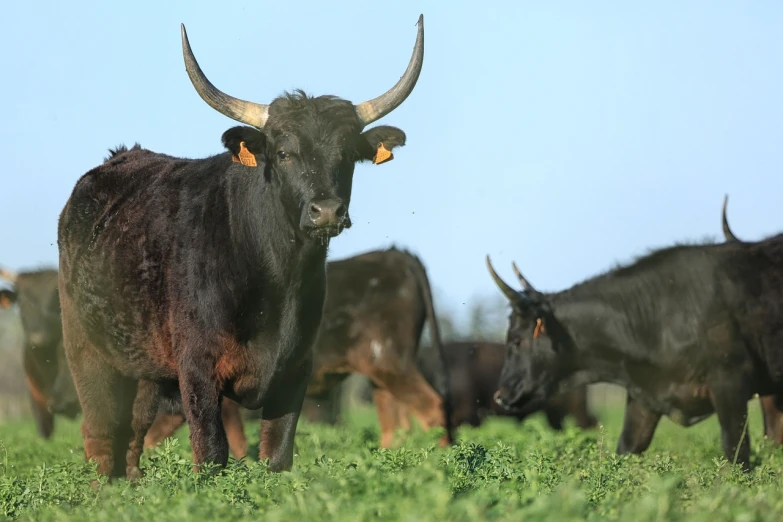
[181,24,270,129]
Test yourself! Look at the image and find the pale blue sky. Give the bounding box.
[1,1,781,323]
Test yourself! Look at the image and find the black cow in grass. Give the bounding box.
[57,16,429,481]
[722,195,783,445]
[0,268,80,438]
[486,222,783,471]
[417,340,597,432]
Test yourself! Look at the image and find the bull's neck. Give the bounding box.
[226,167,328,285]
[547,291,641,389]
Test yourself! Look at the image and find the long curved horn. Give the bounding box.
[486,256,520,302]
[0,268,18,284]
[722,194,740,242]
[354,15,425,127]
[181,24,270,128]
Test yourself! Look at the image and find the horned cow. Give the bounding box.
[57,17,428,480]
[486,205,783,471]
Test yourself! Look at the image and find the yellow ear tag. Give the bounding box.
[373,143,393,165]
[232,141,257,167]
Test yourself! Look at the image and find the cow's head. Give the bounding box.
[181,16,424,241]
[13,270,62,349]
[486,256,573,413]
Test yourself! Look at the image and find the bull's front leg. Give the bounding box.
[616,393,661,455]
[259,357,313,472]
[179,358,228,472]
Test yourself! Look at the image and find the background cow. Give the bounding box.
[0,268,80,439]
[486,218,783,471]
[145,246,453,451]
[57,18,430,480]
[417,340,598,432]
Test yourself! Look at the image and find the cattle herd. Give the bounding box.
[1,14,782,484]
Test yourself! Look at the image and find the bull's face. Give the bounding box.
[179,16,424,241]
[486,257,570,413]
[15,273,62,350]
[221,117,406,241]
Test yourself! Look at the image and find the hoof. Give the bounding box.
[126,466,144,482]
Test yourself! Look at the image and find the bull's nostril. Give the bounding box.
[493,389,506,406]
[309,203,322,216]
[335,204,346,219]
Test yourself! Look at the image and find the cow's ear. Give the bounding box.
[357,125,406,165]
[0,289,17,309]
[221,126,267,167]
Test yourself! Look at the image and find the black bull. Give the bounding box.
[416,340,598,431]
[487,200,783,471]
[57,16,431,480]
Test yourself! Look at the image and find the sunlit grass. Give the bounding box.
[1,401,782,520]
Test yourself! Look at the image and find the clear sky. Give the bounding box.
[1,1,781,323]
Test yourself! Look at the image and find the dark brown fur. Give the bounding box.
[144,247,452,451]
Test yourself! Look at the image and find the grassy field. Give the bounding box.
[1,400,783,521]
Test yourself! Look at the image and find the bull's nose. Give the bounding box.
[308,198,347,227]
[494,388,510,408]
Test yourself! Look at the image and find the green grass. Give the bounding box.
[1,402,783,521]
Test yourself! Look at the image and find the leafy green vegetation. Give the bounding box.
[2,401,783,521]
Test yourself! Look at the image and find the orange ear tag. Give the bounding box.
[232,141,258,167]
[372,143,394,165]
[533,318,545,339]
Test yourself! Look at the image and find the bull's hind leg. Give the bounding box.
[144,411,186,450]
[221,398,248,460]
[70,360,137,479]
[372,386,405,448]
[616,394,661,455]
[709,371,752,471]
[126,380,163,480]
[61,294,139,479]
[759,395,783,444]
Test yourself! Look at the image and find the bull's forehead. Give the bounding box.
[267,94,362,146]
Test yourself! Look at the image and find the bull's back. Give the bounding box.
[57,149,229,376]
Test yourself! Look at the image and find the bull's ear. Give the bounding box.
[0,289,17,309]
[357,125,406,165]
[221,126,267,167]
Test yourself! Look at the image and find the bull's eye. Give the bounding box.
[277,150,289,161]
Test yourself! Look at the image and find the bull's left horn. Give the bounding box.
[354,14,424,127]
[486,256,520,303]
[181,24,270,128]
